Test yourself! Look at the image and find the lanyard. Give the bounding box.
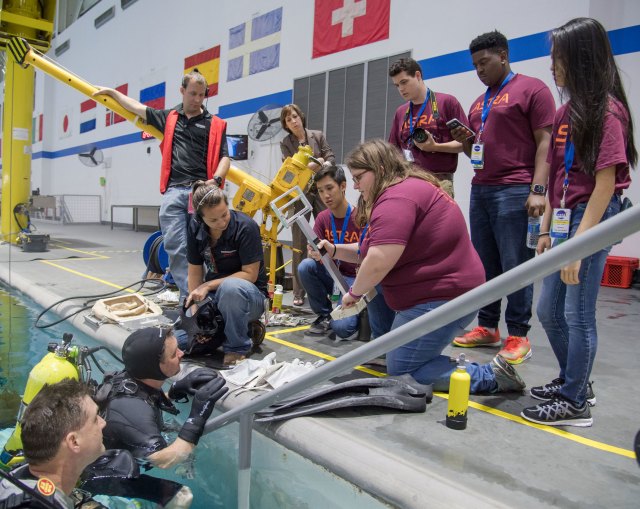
[409,95,429,138]
[479,72,515,139]
[561,127,574,208]
[330,204,352,246]
[357,224,369,258]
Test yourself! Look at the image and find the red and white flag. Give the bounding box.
[312,0,390,58]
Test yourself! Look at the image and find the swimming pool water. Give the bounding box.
[0,285,391,508]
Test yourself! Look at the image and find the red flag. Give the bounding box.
[312,0,390,58]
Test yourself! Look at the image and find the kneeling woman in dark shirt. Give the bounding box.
[186,181,268,366]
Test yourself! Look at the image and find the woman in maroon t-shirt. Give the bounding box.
[521,18,636,427]
[320,140,526,394]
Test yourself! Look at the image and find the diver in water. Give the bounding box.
[0,379,107,509]
[97,326,228,468]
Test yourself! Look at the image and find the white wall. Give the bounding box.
[17,0,640,253]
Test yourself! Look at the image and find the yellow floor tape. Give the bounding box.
[267,327,636,460]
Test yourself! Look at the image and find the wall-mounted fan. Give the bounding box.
[78,147,104,167]
[247,104,283,142]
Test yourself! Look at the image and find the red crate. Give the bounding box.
[601,256,639,288]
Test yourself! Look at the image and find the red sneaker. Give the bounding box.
[499,336,532,365]
[452,326,501,347]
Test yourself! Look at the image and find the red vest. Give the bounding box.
[159,111,227,193]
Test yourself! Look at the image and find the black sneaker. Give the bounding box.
[248,320,266,348]
[490,355,526,392]
[530,378,596,407]
[521,395,593,427]
[306,315,334,337]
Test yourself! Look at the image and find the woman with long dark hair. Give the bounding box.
[522,18,636,426]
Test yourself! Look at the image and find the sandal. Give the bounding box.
[293,296,305,307]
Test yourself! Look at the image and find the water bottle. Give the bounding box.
[271,284,283,314]
[526,216,541,249]
[330,282,341,307]
[446,354,471,430]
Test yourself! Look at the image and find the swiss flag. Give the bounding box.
[312,0,390,59]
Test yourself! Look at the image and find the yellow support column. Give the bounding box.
[1,50,35,242]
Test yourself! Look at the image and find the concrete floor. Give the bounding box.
[1,220,639,508]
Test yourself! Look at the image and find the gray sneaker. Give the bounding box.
[306,315,334,338]
[530,378,596,407]
[491,355,526,392]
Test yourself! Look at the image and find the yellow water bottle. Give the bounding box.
[271,284,284,314]
[446,353,471,430]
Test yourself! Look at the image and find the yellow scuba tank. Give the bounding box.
[1,334,80,470]
[446,353,471,430]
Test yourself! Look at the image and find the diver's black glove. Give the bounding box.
[178,377,228,445]
[168,368,218,401]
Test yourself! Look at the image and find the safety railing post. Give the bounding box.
[237,412,254,509]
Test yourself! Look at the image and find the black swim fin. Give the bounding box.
[255,374,432,422]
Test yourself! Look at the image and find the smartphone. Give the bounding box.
[446,118,475,139]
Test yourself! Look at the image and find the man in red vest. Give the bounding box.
[95,70,230,299]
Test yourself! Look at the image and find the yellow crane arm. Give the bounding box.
[7,37,164,140]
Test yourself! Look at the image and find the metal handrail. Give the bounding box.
[204,205,640,507]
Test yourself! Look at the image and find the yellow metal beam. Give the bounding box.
[7,37,164,140]
[0,11,54,32]
[0,51,35,242]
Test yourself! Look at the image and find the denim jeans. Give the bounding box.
[159,186,191,299]
[386,301,497,393]
[470,184,534,336]
[537,195,621,406]
[298,258,396,339]
[176,278,266,354]
[298,258,358,339]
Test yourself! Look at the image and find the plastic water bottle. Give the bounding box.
[446,354,471,430]
[271,285,283,314]
[526,216,541,249]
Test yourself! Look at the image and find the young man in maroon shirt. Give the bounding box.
[450,30,555,364]
[388,57,468,197]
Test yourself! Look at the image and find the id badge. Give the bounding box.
[403,148,415,162]
[550,208,571,239]
[470,143,484,169]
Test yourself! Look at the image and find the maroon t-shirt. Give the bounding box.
[313,206,361,277]
[547,100,632,210]
[360,177,485,310]
[467,74,555,185]
[388,92,468,174]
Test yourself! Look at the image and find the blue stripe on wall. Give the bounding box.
[30,24,639,161]
[217,90,292,119]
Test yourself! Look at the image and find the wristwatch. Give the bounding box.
[530,183,546,195]
[212,176,223,188]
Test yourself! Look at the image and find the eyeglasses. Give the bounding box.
[351,170,370,184]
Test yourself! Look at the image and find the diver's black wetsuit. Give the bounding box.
[99,371,178,459]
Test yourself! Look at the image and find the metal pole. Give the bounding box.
[237,413,253,509]
[204,205,640,433]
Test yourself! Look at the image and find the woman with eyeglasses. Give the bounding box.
[280,104,335,307]
[320,139,526,394]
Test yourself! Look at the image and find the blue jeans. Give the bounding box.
[177,278,266,354]
[160,186,191,299]
[470,184,534,336]
[298,258,396,339]
[298,258,358,339]
[537,195,621,406]
[386,301,497,393]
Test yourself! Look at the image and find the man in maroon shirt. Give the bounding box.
[388,57,468,197]
[451,30,555,364]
